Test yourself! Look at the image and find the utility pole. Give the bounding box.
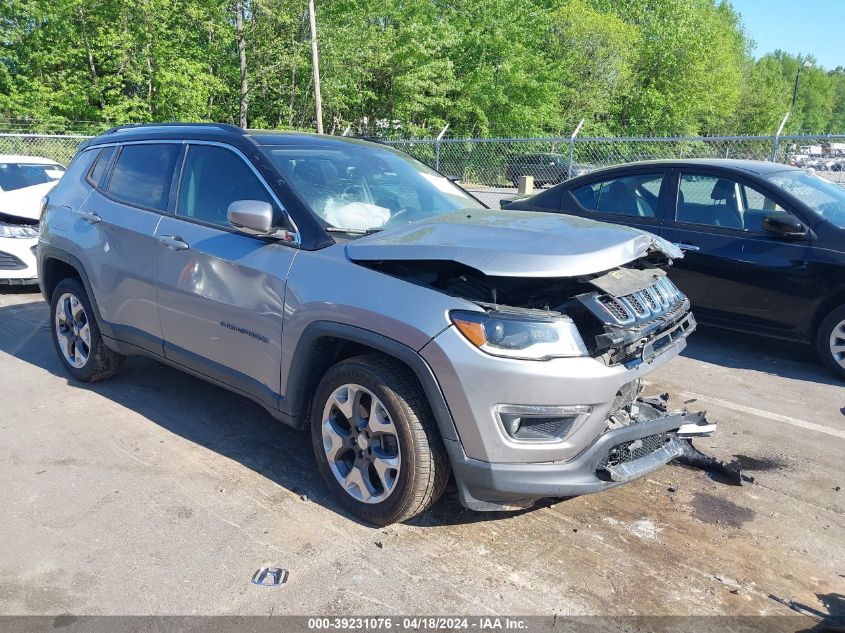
[308,0,324,134]
[235,0,248,128]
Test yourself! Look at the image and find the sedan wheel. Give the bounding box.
[829,318,845,371]
[817,305,845,380]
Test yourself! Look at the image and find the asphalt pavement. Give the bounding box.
[0,288,842,624]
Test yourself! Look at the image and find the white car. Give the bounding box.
[0,155,66,285]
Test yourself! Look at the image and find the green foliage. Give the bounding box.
[0,0,843,136]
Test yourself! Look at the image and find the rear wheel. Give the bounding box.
[817,305,845,380]
[50,278,124,382]
[310,354,450,525]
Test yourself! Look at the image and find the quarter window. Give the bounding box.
[106,144,180,211]
[177,144,275,227]
[88,146,115,187]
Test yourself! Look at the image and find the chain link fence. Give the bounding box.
[0,133,90,166]
[385,134,845,207]
[0,131,842,210]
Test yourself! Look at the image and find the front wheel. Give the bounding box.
[310,354,450,525]
[817,305,845,380]
[50,278,124,382]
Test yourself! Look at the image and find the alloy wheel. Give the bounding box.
[830,318,845,370]
[55,292,91,369]
[321,383,401,504]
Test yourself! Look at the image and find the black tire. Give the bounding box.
[816,305,845,380]
[310,353,450,525]
[50,278,124,382]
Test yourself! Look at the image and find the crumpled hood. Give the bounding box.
[346,210,681,277]
[0,181,58,221]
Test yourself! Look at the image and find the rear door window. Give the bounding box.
[571,173,663,217]
[570,182,601,210]
[106,144,181,211]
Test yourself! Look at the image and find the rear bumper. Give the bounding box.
[445,407,698,510]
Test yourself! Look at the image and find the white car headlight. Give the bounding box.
[450,310,588,360]
[0,223,38,239]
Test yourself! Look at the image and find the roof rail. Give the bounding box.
[101,122,245,135]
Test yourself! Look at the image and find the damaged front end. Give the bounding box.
[359,245,694,371]
[348,213,739,505]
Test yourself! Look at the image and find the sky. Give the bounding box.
[729,0,845,70]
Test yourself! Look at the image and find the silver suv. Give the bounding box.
[38,124,706,524]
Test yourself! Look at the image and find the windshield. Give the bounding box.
[0,162,65,192]
[766,170,845,229]
[262,143,483,233]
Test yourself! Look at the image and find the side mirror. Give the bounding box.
[761,213,807,239]
[227,200,275,236]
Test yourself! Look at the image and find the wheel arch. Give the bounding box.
[283,321,459,442]
[811,288,845,339]
[38,246,113,339]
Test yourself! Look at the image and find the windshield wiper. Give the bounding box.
[325,227,383,235]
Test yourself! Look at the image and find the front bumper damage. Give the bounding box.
[447,397,740,511]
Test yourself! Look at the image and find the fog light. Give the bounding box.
[494,404,591,442]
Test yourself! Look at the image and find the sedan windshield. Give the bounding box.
[0,162,65,192]
[766,170,845,229]
[262,143,483,233]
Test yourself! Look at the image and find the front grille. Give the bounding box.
[586,276,683,327]
[598,431,675,471]
[598,295,629,322]
[642,288,660,311]
[0,251,26,270]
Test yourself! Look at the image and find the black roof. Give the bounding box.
[586,158,799,176]
[83,122,386,151]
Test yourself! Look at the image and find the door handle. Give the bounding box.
[673,242,700,253]
[159,235,189,251]
[77,210,102,224]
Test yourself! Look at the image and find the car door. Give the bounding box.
[75,142,182,353]
[561,169,670,236]
[154,142,297,409]
[660,168,814,337]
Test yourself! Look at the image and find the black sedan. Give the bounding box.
[504,159,845,379]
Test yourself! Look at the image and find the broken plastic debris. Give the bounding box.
[675,439,754,485]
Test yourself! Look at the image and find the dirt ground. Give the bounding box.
[0,287,842,627]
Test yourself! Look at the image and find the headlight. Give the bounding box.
[0,223,38,239]
[450,310,588,360]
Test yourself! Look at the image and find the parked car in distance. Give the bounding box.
[39,124,709,525]
[503,152,591,188]
[504,159,845,379]
[0,155,66,285]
